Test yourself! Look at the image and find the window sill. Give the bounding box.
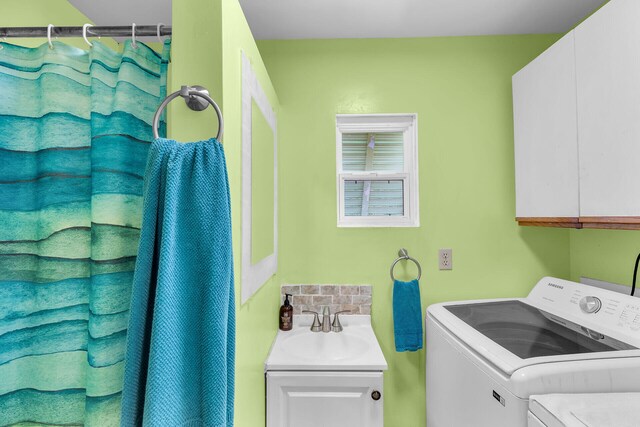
[337,218,420,228]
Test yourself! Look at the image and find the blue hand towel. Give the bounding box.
[393,279,423,352]
[121,138,235,427]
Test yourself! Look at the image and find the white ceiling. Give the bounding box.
[239,0,606,39]
[69,0,606,40]
[68,0,172,42]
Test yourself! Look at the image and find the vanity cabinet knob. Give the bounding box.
[371,390,381,401]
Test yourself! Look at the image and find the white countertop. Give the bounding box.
[265,315,388,371]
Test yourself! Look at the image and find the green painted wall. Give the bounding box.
[172,0,281,425]
[169,0,223,141]
[570,230,640,286]
[257,35,569,426]
[220,1,280,426]
[251,100,276,263]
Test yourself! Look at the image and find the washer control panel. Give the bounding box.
[527,277,640,345]
[579,296,602,314]
[620,303,640,331]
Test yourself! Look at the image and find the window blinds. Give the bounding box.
[344,180,404,216]
[341,131,405,217]
[342,132,404,172]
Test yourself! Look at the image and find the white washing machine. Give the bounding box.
[426,277,640,427]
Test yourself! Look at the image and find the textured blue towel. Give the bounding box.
[121,138,235,427]
[393,279,423,352]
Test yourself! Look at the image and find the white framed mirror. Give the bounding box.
[241,51,278,303]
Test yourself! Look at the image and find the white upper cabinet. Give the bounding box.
[513,32,579,219]
[513,0,640,228]
[575,0,640,217]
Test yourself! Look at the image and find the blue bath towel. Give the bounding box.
[121,138,235,427]
[393,279,423,352]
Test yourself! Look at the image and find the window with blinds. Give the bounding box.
[344,179,404,217]
[336,115,419,227]
[342,132,404,173]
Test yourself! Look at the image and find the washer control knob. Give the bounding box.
[579,296,602,314]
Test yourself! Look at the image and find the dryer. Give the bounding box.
[426,277,640,427]
[528,393,640,427]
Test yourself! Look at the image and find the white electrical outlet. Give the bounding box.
[439,249,452,270]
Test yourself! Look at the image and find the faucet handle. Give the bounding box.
[331,310,350,333]
[302,310,322,332]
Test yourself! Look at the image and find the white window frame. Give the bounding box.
[336,114,419,228]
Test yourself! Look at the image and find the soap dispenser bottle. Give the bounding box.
[279,293,293,331]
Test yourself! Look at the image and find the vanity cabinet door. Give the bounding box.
[575,0,640,219]
[512,31,579,225]
[266,371,383,427]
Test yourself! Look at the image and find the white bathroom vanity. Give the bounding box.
[264,315,388,427]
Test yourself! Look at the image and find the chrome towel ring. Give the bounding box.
[390,248,422,281]
[152,85,224,140]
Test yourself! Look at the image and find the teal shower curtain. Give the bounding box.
[0,39,170,426]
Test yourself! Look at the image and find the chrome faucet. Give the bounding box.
[322,306,331,332]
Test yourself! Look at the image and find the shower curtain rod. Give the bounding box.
[0,25,171,39]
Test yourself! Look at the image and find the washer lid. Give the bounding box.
[445,300,635,360]
[427,277,640,376]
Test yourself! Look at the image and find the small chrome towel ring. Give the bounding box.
[152,85,224,140]
[390,248,422,281]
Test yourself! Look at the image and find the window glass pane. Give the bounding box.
[344,179,404,217]
[342,132,404,172]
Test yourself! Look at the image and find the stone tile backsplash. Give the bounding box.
[281,284,372,315]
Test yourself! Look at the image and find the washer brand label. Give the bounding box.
[547,283,564,290]
[492,390,505,407]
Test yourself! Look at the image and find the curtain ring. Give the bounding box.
[47,24,55,50]
[0,37,6,51]
[131,23,138,49]
[82,24,94,48]
[156,23,165,43]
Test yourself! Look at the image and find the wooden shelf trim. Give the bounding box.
[580,217,640,230]
[516,217,582,229]
[517,217,640,230]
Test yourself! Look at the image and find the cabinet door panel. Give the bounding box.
[576,0,640,216]
[513,31,579,218]
[267,371,383,427]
